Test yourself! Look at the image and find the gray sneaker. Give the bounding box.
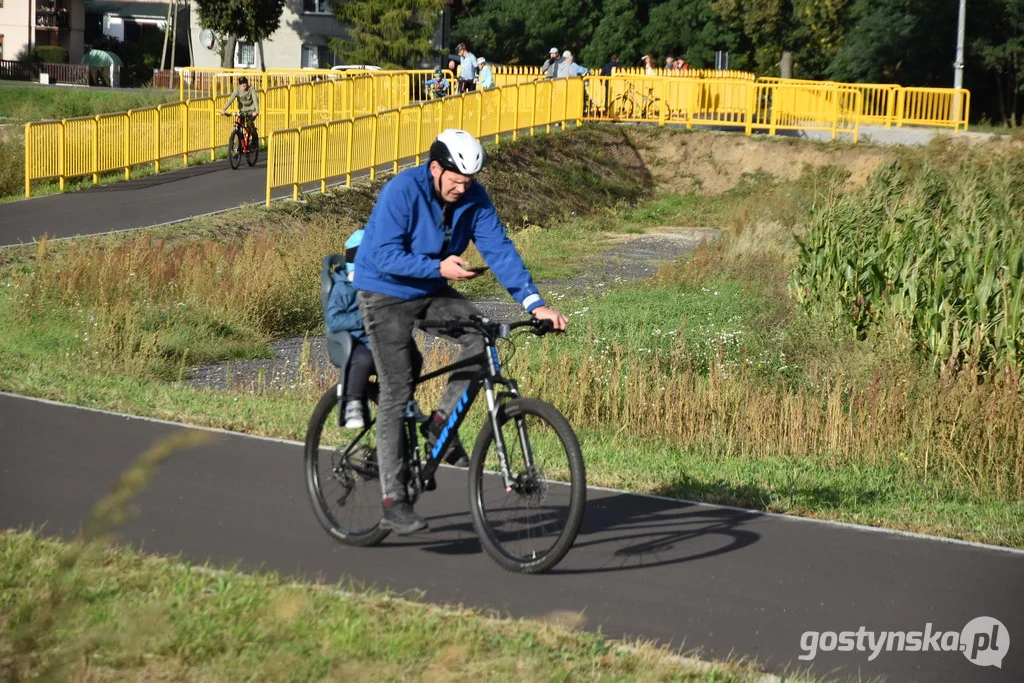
[343,400,365,429]
[381,498,428,534]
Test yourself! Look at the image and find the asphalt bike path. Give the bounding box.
[0,157,412,247]
[2,392,1021,682]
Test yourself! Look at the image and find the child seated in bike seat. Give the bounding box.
[325,230,374,429]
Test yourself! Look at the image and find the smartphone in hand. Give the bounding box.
[464,265,490,273]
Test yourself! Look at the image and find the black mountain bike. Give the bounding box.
[304,316,586,574]
[224,112,259,169]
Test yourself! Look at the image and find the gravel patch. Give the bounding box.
[184,228,718,391]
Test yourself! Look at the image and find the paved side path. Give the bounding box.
[1,160,273,246]
[1,392,1021,682]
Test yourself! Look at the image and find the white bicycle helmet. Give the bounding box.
[429,129,485,175]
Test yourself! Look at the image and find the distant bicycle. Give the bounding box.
[611,82,667,121]
[304,314,587,574]
[223,112,259,169]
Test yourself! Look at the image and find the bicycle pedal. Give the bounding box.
[423,477,437,492]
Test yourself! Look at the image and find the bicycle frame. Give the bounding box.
[411,341,526,492]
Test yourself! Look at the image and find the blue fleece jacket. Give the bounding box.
[353,163,545,312]
[324,272,369,346]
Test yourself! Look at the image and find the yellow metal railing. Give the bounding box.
[26,68,971,197]
[584,75,969,137]
[613,67,756,80]
[757,78,970,130]
[23,73,425,196]
[266,78,585,204]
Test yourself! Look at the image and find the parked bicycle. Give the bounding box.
[611,83,667,121]
[304,315,587,574]
[223,112,259,169]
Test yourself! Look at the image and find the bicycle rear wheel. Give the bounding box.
[246,130,259,166]
[228,130,243,170]
[305,387,390,546]
[468,397,586,574]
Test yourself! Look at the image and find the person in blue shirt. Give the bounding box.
[426,67,450,99]
[475,56,495,89]
[354,129,567,534]
[456,42,478,93]
[324,230,373,429]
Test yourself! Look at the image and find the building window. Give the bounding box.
[236,41,255,67]
[301,44,338,69]
[301,44,319,69]
[303,0,330,14]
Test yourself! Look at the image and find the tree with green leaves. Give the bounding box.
[454,0,602,66]
[712,0,850,77]
[973,0,1024,125]
[330,0,445,69]
[194,0,286,69]
[639,0,748,69]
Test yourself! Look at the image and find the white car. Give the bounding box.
[330,65,382,72]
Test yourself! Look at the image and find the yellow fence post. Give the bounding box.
[745,85,755,136]
[286,84,293,130]
[346,120,354,186]
[155,106,162,174]
[531,83,538,136]
[124,112,132,180]
[209,103,216,161]
[59,120,65,192]
[321,125,329,194]
[182,103,189,166]
[370,116,378,181]
[511,87,519,141]
[292,131,300,201]
[393,116,400,175]
[658,78,666,126]
[24,123,31,197]
[266,132,273,206]
[830,84,839,141]
[415,105,423,165]
[92,116,99,185]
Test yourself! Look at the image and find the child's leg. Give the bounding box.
[344,342,374,401]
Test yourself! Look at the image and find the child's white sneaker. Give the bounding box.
[343,400,365,429]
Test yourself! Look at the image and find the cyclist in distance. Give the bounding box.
[221,75,259,138]
[354,129,568,534]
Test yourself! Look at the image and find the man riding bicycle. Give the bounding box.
[354,129,568,534]
[220,75,259,138]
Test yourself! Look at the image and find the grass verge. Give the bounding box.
[1,530,783,682]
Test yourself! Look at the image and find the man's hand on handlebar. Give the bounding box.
[531,305,568,331]
[440,255,486,281]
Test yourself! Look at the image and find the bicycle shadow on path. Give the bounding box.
[375,486,760,574]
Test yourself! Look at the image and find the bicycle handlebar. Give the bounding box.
[417,315,555,340]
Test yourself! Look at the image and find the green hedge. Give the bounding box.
[32,46,69,64]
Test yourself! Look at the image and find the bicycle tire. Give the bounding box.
[228,129,242,170]
[246,131,259,166]
[305,387,390,547]
[468,397,586,574]
[645,100,662,121]
[616,97,635,120]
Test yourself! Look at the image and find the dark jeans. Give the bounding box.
[458,79,476,93]
[343,341,374,401]
[358,286,485,501]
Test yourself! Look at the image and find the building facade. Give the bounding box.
[0,0,86,63]
[188,0,347,70]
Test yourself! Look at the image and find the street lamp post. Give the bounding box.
[953,0,967,124]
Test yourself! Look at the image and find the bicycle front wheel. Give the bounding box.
[228,129,243,170]
[246,131,259,166]
[468,397,586,574]
[305,388,390,546]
